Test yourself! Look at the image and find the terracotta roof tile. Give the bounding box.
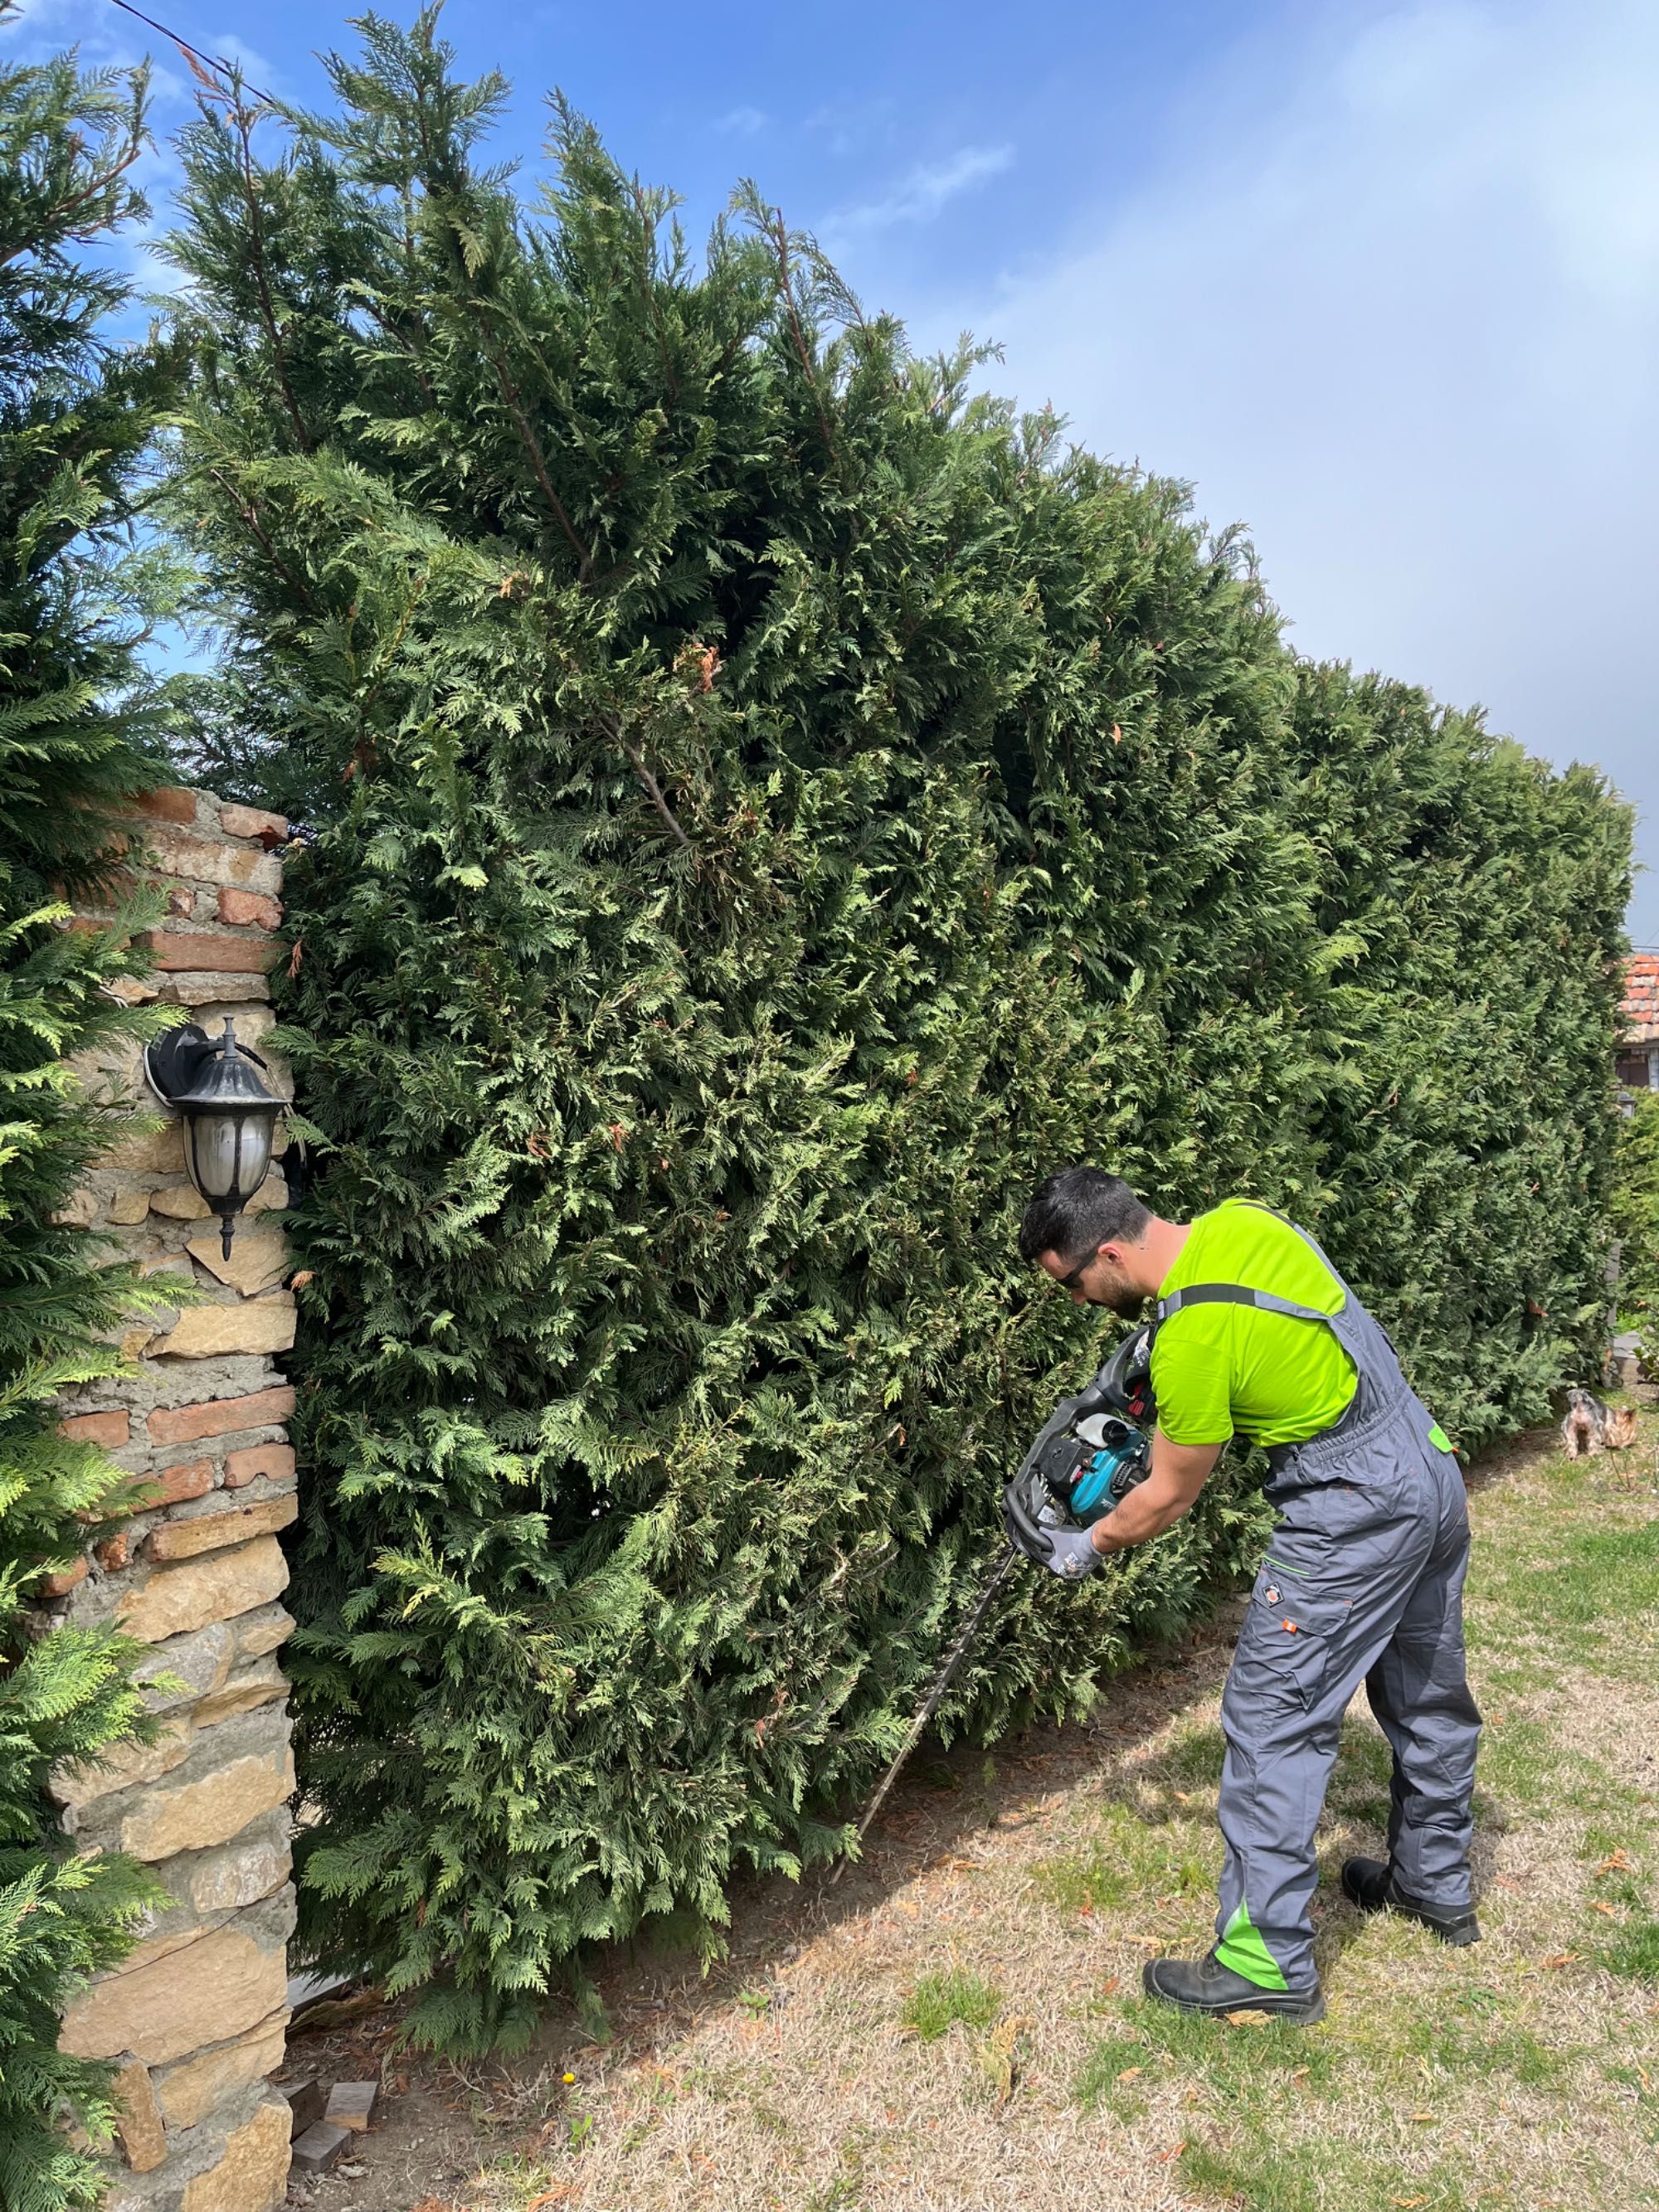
[1623,953,1659,1038]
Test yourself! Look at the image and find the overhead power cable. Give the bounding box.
[102,0,278,107]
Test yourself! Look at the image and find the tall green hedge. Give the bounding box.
[0,22,187,2205]
[1283,667,1630,1428]
[165,13,1630,2051]
[1612,1089,1659,1348]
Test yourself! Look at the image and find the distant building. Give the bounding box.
[1619,952,1659,1091]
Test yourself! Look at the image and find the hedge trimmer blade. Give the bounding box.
[832,1346,1156,1883]
[831,1541,1019,1883]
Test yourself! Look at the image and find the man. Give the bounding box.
[1018,1166,1481,2025]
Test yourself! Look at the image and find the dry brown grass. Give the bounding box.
[292,1407,1659,2212]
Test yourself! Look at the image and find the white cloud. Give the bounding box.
[805,94,897,160]
[2,0,95,47]
[713,105,767,139]
[934,0,1659,933]
[830,143,1014,237]
[207,34,285,101]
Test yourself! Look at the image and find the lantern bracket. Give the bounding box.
[144,1021,272,1105]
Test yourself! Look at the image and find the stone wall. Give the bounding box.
[43,786,299,2212]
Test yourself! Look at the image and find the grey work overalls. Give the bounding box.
[1155,1212,1482,1996]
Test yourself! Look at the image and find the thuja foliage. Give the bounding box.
[0,23,183,2204]
[1611,1091,1659,1346]
[166,12,1630,2050]
[1284,665,1630,1431]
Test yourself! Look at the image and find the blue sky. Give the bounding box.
[21,0,1657,939]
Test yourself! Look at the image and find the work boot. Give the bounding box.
[1341,1856,1481,1946]
[1141,1952,1326,2025]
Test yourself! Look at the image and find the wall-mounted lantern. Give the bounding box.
[144,1018,289,1258]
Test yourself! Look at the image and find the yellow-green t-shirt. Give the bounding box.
[1150,1200,1358,1448]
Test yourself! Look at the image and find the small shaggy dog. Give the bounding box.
[1560,1388,1639,1458]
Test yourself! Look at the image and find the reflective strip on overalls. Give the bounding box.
[1155,1212,1482,1995]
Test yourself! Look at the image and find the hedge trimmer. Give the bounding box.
[834,1325,1155,1878]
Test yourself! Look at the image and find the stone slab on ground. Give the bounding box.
[1613,1329,1647,1388]
[286,1968,355,2019]
[290,2122,353,2175]
[277,2076,327,2137]
[325,2079,377,2132]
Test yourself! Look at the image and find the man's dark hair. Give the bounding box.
[1018,1167,1151,1265]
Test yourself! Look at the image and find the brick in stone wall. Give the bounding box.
[148,1386,297,1446]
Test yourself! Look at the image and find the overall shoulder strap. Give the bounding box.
[1155,1282,1333,1326]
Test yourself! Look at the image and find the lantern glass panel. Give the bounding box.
[187,1111,271,1205]
[236,1116,274,1199]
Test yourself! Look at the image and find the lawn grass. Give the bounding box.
[1177,2130,1456,2212]
[1075,1993,1339,2122]
[1045,1405,1659,2212]
[1473,1445,1659,1688]
[336,1407,1659,2212]
[896,1966,1001,2043]
[1603,1917,1659,1981]
[1030,1797,1215,1918]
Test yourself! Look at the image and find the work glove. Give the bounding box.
[1042,1524,1103,1580]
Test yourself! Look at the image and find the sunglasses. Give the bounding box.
[1057,1247,1102,1293]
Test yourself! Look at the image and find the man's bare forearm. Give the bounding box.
[1090,1432,1223,1555]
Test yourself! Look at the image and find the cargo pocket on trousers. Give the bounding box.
[1234,1574,1347,1712]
